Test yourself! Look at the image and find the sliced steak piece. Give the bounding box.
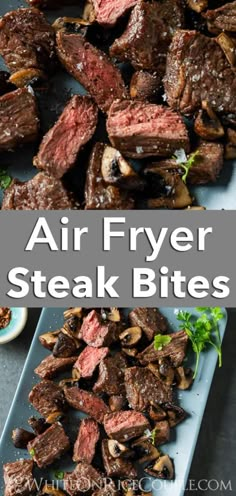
[0,88,38,151]
[110,0,184,73]
[107,100,190,158]
[80,310,120,347]
[34,96,97,179]
[0,8,56,75]
[34,354,78,379]
[3,459,35,496]
[2,172,76,210]
[85,143,135,210]
[74,346,109,378]
[164,30,236,116]
[129,308,168,341]
[73,418,100,463]
[102,439,137,478]
[137,330,188,368]
[56,32,127,113]
[93,353,127,395]
[28,380,67,419]
[104,410,150,442]
[64,386,110,423]
[203,1,236,33]
[64,462,103,496]
[124,367,172,411]
[188,141,224,184]
[27,422,70,468]
[88,0,137,27]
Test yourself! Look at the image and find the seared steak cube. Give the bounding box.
[203,1,236,33]
[74,346,109,378]
[137,330,188,368]
[34,354,78,379]
[187,141,224,185]
[2,172,76,210]
[56,32,127,113]
[93,353,127,396]
[88,0,137,27]
[27,422,70,468]
[0,88,38,151]
[34,96,97,179]
[80,310,120,347]
[107,100,190,158]
[73,418,100,463]
[164,30,236,116]
[85,143,135,210]
[152,420,170,446]
[3,459,35,496]
[102,439,137,478]
[28,380,67,419]
[124,367,172,411]
[0,8,56,75]
[104,410,150,442]
[64,462,103,496]
[64,386,110,423]
[129,308,168,341]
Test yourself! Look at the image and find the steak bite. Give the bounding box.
[203,1,236,33]
[34,96,98,179]
[73,418,100,463]
[85,143,135,210]
[104,410,150,442]
[137,330,188,368]
[102,439,137,478]
[34,354,78,379]
[187,141,224,184]
[164,30,236,116]
[64,462,104,496]
[3,459,35,496]
[129,308,168,341]
[80,310,120,347]
[110,0,184,73]
[74,346,109,378]
[2,172,76,211]
[64,386,110,423]
[27,422,70,468]
[56,32,127,113]
[107,100,190,158]
[0,8,56,75]
[87,0,137,27]
[124,367,173,411]
[0,88,39,152]
[93,353,127,395]
[28,380,67,419]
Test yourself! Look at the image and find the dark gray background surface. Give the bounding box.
[0,308,235,495]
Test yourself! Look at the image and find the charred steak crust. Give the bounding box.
[203,1,236,33]
[64,462,104,496]
[104,410,150,442]
[107,100,190,158]
[64,386,110,423]
[129,308,168,341]
[28,380,67,418]
[34,354,78,379]
[93,352,127,395]
[33,95,98,179]
[56,32,127,113]
[137,330,188,368]
[124,366,173,411]
[3,459,35,496]
[27,422,70,468]
[73,418,100,463]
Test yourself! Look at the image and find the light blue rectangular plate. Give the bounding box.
[0,307,228,496]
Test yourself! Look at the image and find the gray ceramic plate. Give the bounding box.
[0,307,228,496]
[0,1,236,209]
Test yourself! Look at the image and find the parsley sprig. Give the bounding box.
[173,150,199,184]
[0,167,12,190]
[177,307,224,379]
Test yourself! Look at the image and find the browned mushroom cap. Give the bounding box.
[131,437,160,464]
[64,307,83,320]
[217,33,236,68]
[9,69,46,88]
[83,0,96,23]
[176,367,194,390]
[164,403,187,427]
[39,330,60,350]
[225,128,236,160]
[145,454,174,480]
[101,145,145,190]
[194,101,224,140]
[12,428,35,449]
[107,439,133,458]
[130,71,161,102]
[119,327,142,347]
[149,405,167,422]
[100,307,121,322]
[144,167,192,209]
[28,416,49,435]
[187,0,208,12]
[42,484,66,496]
[158,359,176,387]
[53,332,78,358]
[59,377,80,388]
[52,17,90,35]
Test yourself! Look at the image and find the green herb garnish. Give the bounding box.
[154,334,172,351]
[0,168,12,190]
[55,471,64,480]
[173,150,199,184]
[177,307,224,379]
[150,427,159,445]
[29,448,35,457]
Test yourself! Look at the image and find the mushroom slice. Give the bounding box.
[52,17,90,35]
[225,128,236,160]
[187,0,208,13]
[194,101,224,140]
[101,307,121,322]
[39,330,60,350]
[108,440,133,458]
[12,428,35,449]
[122,347,138,357]
[131,437,160,464]
[83,1,96,23]
[119,326,142,347]
[176,367,194,390]
[164,403,187,427]
[101,145,145,190]
[53,331,77,358]
[158,359,176,387]
[9,68,46,89]
[45,411,64,424]
[145,454,174,480]
[149,405,167,422]
[64,307,83,320]
[144,167,192,209]
[217,33,236,68]
[72,367,81,380]
[28,416,49,435]
[42,484,66,496]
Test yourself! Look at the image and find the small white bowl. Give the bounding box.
[0,308,28,344]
